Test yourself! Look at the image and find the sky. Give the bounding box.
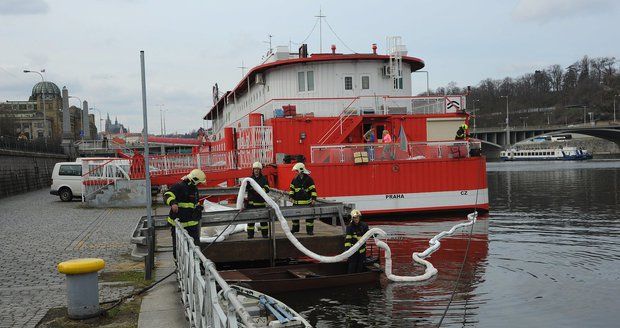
[1,0,618,134]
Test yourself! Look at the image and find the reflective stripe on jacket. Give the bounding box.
[289,173,317,205]
[344,222,369,254]
[163,180,199,226]
[247,174,269,206]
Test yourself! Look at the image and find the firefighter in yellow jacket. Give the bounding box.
[289,163,317,234]
[163,169,205,258]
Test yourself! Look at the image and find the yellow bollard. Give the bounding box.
[57,258,105,319]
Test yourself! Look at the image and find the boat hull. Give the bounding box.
[276,156,489,214]
[220,262,381,294]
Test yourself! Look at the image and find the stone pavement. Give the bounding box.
[0,189,145,327]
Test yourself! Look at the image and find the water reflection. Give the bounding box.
[280,161,620,327]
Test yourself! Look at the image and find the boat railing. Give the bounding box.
[80,158,132,201]
[310,140,480,164]
[173,219,257,328]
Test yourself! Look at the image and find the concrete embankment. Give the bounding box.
[0,149,69,198]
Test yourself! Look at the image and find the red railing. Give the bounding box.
[310,140,479,164]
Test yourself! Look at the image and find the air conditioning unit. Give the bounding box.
[255,73,265,85]
[382,66,391,78]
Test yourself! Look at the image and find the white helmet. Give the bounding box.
[351,209,362,218]
[292,162,310,174]
[252,162,263,169]
[186,169,206,184]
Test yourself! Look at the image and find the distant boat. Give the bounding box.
[500,146,593,161]
[220,262,382,294]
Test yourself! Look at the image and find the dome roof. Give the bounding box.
[31,81,61,99]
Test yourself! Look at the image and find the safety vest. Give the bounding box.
[289,174,317,205]
[163,180,199,227]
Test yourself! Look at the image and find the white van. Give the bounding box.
[50,162,83,201]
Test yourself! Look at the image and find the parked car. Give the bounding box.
[50,162,83,201]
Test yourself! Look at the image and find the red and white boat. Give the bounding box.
[199,37,488,215]
[81,37,488,215]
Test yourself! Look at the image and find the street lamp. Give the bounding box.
[582,106,587,125]
[69,96,83,140]
[91,107,103,138]
[500,95,509,146]
[23,69,47,142]
[472,99,480,134]
[614,94,619,124]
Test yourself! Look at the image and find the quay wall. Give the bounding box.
[0,149,69,198]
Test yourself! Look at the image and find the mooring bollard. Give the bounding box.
[57,258,106,319]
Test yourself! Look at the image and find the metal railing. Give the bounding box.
[0,135,65,154]
[310,140,479,164]
[174,220,257,328]
[81,158,131,201]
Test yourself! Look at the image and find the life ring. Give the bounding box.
[392,164,400,173]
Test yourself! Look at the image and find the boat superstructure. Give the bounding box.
[198,37,488,214]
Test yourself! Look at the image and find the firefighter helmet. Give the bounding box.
[187,169,206,184]
[460,124,469,130]
[292,162,310,174]
[252,162,263,169]
[351,209,362,218]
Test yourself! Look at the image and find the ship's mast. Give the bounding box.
[315,8,325,53]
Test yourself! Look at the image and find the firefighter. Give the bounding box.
[163,168,206,259]
[345,209,369,273]
[455,123,469,140]
[246,162,270,239]
[289,163,317,234]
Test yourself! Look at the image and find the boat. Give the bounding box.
[219,262,382,294]
[81,35,489,215]
[220,284,312,327]
[198,36,488,215]
[500,146,593,161]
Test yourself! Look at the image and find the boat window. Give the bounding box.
[298,72,306,92]
[361,75,370,89]
[344,76,353,90]
[307,71,314,91]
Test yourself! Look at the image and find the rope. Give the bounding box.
[291,17,320,46]
[323,18,358,54]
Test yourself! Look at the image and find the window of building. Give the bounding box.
[307,71,314,91]
[393,77,403,90]
[344,76,353,90]
[361,75,370,90]
[59,165,82,176]
[298,72,306,92]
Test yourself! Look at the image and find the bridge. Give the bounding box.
[471,123,620,149]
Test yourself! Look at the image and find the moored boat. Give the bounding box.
[219,262,381,294]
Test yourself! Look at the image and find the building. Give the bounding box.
[0,81,97,140]
[104,113,128,134]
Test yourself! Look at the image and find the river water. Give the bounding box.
[278,160,620,327]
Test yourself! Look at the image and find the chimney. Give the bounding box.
[61,87,71,139]
[372,43,377,55]
[331,44,336,54]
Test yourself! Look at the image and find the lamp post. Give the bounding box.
[472,99,480,134]
[614,94,618,124]
[413,70,430,96]
[23,69,47,143]
[582,106,587,125]
[91,107,103,138]
[69,96,82,140]
[500,95,509,146]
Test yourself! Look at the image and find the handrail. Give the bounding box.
[316,97,360,145]
[173,220,257,327]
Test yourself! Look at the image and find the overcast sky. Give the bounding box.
[1,0,618,134]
